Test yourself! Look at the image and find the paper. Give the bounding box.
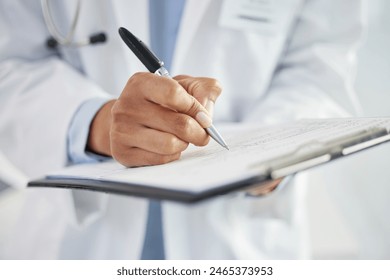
[47,118,390,194]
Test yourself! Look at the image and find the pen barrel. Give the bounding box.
[118,27,163,73]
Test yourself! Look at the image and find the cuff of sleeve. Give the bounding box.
[67,97,112,164]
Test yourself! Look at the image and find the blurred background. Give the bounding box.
[307,0,390,259]
[1,0,390,259]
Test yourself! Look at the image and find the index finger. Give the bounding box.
[143,74,213,128]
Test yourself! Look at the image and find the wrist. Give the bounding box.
[87,99,116,156]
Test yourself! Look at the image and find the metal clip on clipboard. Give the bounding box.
[251,127,390,180]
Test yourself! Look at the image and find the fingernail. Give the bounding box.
[205,100,214,118]
[196,111,212,128]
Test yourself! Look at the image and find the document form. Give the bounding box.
[30,118,390,202]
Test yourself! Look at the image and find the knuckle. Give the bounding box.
[204,78,222,98]
[174,74,190,81]
[158,153,181,165]
[143,153,178,166]
[111,97,146,125]
[109,129,119,144]
[210,79,222,96]
[167,85,183,107]
[193,133,210,147]
[160,137,175,154]
[111,107,130,124]
[110,100,121,114]
[188,80,201,94]
[161,136,188,154]
[186,96,200,116]
[174,115,193,137]
[111,145,133,167]
[200,135,211,146]
[125,72,151,96]
[110,114,135,135]
[186,78,222,105]
[110,102,125,121]
[126,73,141,88]
[129,72,148,82]
[161,136,178,154]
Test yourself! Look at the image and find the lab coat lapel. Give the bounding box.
[172,0,212,74]
[67,0,150,258]
[172,0,304,75]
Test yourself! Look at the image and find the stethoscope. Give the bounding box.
[41,0,107,49]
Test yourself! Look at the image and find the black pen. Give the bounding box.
[118,27,229,150]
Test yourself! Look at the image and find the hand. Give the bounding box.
[87,72,222,167]
[245,178,283,196]
[174,75,220,118]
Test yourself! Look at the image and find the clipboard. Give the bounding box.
[28,118,390,203]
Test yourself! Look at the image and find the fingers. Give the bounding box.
[109,72,222,167]
[136,105,210,146]
[112,87,209,146]
[174,75,222,110]
[246,178,283,196]
[139,74,213,128]
[113,147,182,167]
[110,125,188,167]
[120,126,189,155]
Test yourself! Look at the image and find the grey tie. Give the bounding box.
[141,0,186,260]
[141,199,165,259]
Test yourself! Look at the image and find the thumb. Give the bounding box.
[205,99,215,118]
[182,95,213,128]
[174,75,222,106]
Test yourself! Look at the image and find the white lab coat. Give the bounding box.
[0,0,361,259]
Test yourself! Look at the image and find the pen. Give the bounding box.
[118,27,229,150]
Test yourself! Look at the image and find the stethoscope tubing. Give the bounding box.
[41,0,91,47]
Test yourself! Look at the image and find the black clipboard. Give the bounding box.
[28,119,390,203]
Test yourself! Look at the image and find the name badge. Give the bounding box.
[219,0,299,36]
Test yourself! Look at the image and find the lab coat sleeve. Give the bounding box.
[0,58,111,176]
[0,1,117,229]
[0,57,113,225]
[68,97,112,164]
[244,0,363,123]
[0,1,112,174]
